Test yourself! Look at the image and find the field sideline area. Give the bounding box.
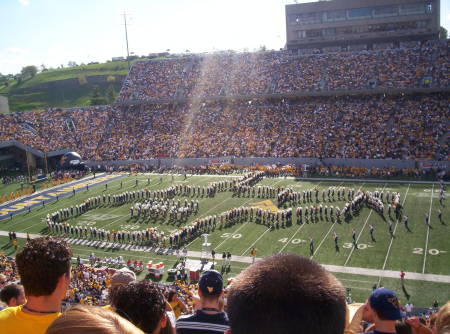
[1,172,448,306]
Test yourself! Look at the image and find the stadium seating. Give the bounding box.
[0,94,447,161]
[117,40,449,101]
[0,41,448,161]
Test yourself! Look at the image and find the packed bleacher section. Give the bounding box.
[118,40,449,101]
[0,93,448,161]
[0,41,448,163]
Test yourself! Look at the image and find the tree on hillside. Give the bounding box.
[15,74,23,84]
[89,85,108,106]
[106,84,115,104]
[440,26,448,39]
[40,64,48,72]
[0,74,13,87]
[68,61,77,67]
[21,65,38,79]
[0,74,6,87]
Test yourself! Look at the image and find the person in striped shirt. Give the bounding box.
[176,270,229,334]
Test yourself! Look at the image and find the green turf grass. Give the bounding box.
[1,173,448,305]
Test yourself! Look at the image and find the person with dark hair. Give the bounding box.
[363,288,403,334]
[395,319,413,334]
[0,236,72,334]
[225,254,346,334]
[109,280,170,334]
[0,284,25,307]
[177,270,229,334]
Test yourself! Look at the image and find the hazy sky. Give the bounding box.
[0,0,449,75]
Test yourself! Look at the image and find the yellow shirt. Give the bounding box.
[0,305,61,334]
[169,300,183,319]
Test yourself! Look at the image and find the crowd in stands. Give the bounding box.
[0,237,449,334]
[0,93,448,161]
[118,40,449,101]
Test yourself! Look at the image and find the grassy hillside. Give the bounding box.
[0,59,146,112]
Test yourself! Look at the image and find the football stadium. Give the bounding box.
[0,0,449,333]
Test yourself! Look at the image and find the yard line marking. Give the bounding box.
[377,184,411,286]
[23,175,206,233]
[278,223,306,253]
[310,223,335,258]
[377,184,410,286]
[241,228,271,256]
[185,178,284,249]
[344,183,387,266]
[85,176,195,230]
[422,184,434,274]
[2,229,450,284]
[238,179,313,257]
[214,221,250,251]
[276,181,330,254]
[311,182,364,259]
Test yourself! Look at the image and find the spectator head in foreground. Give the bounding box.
[176,269,229,334]
[436,302,450,334]
[110,280,168,334]
[0,236,72,334]
[364,288,403,334]
[17,237,72,300]
[0,284,25,307]
[45,304,144,334]
[110,268,136,287]
[225,254,346,334]
[198,269,223,299]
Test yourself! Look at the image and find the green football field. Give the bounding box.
[1,173,449,306]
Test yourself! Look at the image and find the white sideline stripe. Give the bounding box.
[339,278,376,284]
[19,177,141,232]
[0,173,107,207]
[377,184,410,286]
[422,184,434,274]
[2,230,450,284]
[344,183,387,266]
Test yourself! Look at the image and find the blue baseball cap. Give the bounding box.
[199,270,223,296]
[369,288,402,320]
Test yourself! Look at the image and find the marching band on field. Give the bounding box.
[44,170,406,250]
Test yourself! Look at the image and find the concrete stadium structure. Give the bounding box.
[286,0,440,53]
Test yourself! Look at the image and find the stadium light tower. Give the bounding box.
[122,12,131,70]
